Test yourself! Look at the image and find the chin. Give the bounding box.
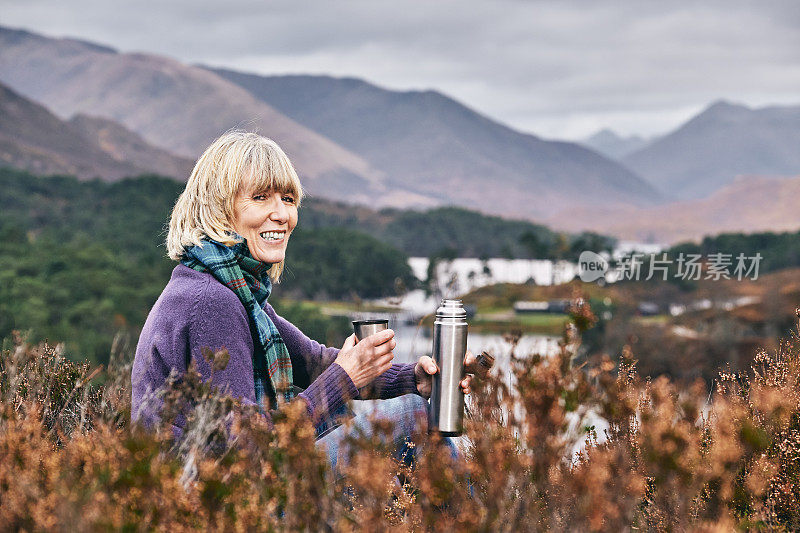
[244,243,278,263]
[256,250,286,264]
[256,255,284,264]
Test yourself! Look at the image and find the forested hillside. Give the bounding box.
[0,168,606,362]
[0,169,410,362]
[669,230,800,275]
[300,198,615,260]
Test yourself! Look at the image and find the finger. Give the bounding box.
[368,329,395,346]
[464,350,476,365]
[375,357,393,376]
[460,375,473,388]
[372,339,397,357]
[376,352,394,366]
[463,350,477,371]
[414,361,427,379]
[373,354,394,373]
[418,355,438,375]
[341,334,356,352]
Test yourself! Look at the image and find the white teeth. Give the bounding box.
[259,231,284,241]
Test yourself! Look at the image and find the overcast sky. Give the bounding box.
[2,0,798,140]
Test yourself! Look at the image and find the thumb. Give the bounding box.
[421,356,438,375]
[341,333,356,352]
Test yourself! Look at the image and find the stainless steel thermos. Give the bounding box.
[430,299,469,436]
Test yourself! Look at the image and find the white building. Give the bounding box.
[408,257,579,296]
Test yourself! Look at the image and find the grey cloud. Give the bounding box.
[0,0,798,139]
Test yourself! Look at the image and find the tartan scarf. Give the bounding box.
[181,238,294,405]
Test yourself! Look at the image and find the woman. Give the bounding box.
[131,131,472,468]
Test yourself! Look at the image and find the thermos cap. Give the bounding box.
[436,299,467,320]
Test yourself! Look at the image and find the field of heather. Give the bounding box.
[3,300,800,531]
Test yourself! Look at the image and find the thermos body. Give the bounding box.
[430,300,468,436]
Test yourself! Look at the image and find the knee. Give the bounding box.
[407,393,429,414]
[395,393,429,435]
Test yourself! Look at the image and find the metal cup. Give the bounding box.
[352,319,389,342]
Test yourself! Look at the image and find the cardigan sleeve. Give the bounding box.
[184,278,358,434]
[264,303,420,399]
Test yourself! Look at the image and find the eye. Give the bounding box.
[252,193,267,201]
[282,194,296,204]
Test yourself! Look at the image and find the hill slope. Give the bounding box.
[624,100,800,200]
[549,174,800,244]
[0,26,383,201]
[0,80,195,180]
[0,82,141,179]
[68,114,194,180]
[208,68,663,218]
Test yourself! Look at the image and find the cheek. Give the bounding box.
[238,207,263,231]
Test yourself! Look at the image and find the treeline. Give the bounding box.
[301,199,616,260]
[0,169,408,362]
[669,230,800,275]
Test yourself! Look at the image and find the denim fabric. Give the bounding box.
[315,394,459,473]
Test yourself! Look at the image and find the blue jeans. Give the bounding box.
[315,394,459,473]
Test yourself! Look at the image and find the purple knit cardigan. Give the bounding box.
[131,265,418,433]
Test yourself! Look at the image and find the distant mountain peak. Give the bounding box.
[705,99,748,112]
[588,128,619,139]
[623,98,800,200]
[582,128,649,160]
[697,100,753,121]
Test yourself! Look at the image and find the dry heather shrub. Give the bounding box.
[0,333,342,530]
[6,298,800,531]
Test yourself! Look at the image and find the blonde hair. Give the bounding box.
[167,131,304,281]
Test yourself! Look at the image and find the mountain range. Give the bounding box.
[2,24,800,243]
[0,26,380,203]
[0,25,660,219]
[205,68,662,217]
[623,100,800,200]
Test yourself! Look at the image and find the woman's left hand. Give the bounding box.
[414,350,475,399]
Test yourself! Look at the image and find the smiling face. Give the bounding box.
[231,178,298,265]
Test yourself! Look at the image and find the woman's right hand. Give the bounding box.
[334,330,396,388]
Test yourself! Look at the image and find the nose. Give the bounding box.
[268,192,289,224]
